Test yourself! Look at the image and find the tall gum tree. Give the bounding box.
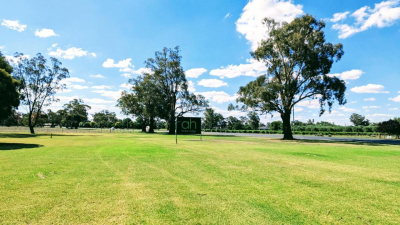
[144,47,208,134]
[12,53,69,134]
[230,15,346,139]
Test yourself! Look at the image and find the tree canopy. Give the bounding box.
[11,53,69,134]
[350,113,370,126]
[0,52,20,121]
[230,15,346,139]
[118,46,208,133]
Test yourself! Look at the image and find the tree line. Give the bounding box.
[1,15,398,138]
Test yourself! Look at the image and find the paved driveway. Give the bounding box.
[203,132,400,145]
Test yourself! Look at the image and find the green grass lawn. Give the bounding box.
[0,132,399,224]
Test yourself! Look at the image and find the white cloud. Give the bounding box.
[363,105,381,109]
[224,13,231,19]
[188,81,196,92]
[49,47,95,59]
[332,0,400,39]
[364,97,376,101]
[351,84,389,93]
[296,99,320,109]
[339,106,358,112]
[367,113,394,117]
[211,106,246,118]
[120,83,134,89]
[92,89,123,100]
[35,28,58,38]
[72,85,89,90]
[197,79,228,88]
[90,74,105,78]
[389,95,400,102]
[119,67,152,75]
[195,91,237,104]
[82,98,115,104]
[185,68,207,78]
[61,77,85,85]
[121,73,132,78]
[236,0,303,50]
[389,108,399,110]
[0,45,5,49]
[330,11,350,22]
[1,19,26,32]
[350,101,358,103]
[102,58,132,68]
[91,85,113,90]
[210,58,268,79]
[328,69,364,80]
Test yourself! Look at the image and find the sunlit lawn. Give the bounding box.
[0,132,399,224]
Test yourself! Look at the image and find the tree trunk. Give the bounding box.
[28,112,35,134]
[168,111,175,135]
[282,111,293,140]
[149,116,155,133]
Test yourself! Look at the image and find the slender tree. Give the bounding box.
[349,113,369,126]
[145,47,208,134]
[230,15,346,139]
[12,53,69,134]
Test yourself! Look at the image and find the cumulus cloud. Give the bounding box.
[328,69,364,80]
[92,89,123,100]
[185,68,207,78]
[120,83,134,89]
[332,0,400,39]
[363,105,381,109]
[364,97,376,101]
[389,95,400,102]
[49,47,96,59]
[91,85,113,90]
[82,98,115,104]
[236,0,303,50]
[0,45,5,49]
[102,58,132,68]
[187,81,196,92]
[195,91,237,104]
[296,99,320,109]
[339,106,358,112]
[330,11,350,22]
[1,19,26,32]
[120,67,152,75]
[389,108,399,110]
[210,58,268,79]
[61,77,85,85]
[35,28,58,38]
[121,73,132,78]
[197,79,228,88]
[72,85,89,90]
[90,74,105,78]
[351,84,389,93]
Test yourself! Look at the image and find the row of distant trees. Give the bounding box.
[1,15,398,138]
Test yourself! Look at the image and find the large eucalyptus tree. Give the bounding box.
[231,15,346,139]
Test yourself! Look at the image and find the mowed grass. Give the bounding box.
[0,132,399,224]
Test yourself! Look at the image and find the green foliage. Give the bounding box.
[350,113,370,126]
[93,110,118,128]
[231,15,346,139]
[11,53,69,133]
[270,121,283,130]
[377,119,400,136]
[122,46,208,134]
[62,99,91,129]
[0,52,20,121]
[203,108,224,129]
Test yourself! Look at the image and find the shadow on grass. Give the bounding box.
[293,139,400,146]
[0,143,42,151]
[0,133,84,139]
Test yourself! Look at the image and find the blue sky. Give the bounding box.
[1,0,400,125]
